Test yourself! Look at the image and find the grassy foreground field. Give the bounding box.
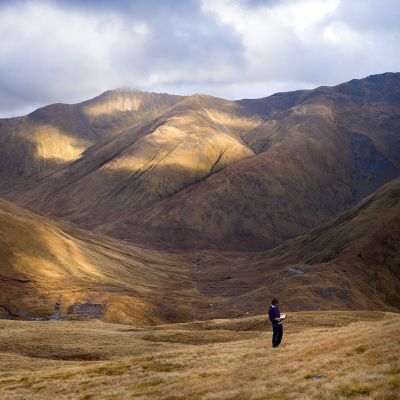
[0,311,399,399]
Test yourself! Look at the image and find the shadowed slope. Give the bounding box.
[188,177,400,317]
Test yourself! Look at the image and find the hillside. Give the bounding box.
[7,94,259,224]
[122,73,400,250]
[0,311,399,399]
[2,73,398,250]
[0,73,399,324]
[0,198,198,325]
[1,178,399,324]
[0,89,183,193]
[194,177,400,317]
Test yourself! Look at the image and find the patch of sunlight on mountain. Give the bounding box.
[104,122,253,174]
[28,125,90,162]
[82,96,142,117]
[204,109,262,138]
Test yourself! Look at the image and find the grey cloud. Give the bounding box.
[0,0,244,116]
[335,0,400,32]
[0,0,399,117]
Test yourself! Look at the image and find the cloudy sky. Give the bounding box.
[0,0,399,117]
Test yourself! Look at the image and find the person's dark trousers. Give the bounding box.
[272,323,283,347]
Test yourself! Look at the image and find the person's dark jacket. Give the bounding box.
[268,305,281,325]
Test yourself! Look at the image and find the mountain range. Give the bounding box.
[0,72,399,323]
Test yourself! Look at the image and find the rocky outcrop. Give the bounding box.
[67,303,105,319]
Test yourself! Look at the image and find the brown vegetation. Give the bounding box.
[0,311,399,399]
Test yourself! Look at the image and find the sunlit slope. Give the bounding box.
[12,94,260,223]
[0,198,199,325]
[122,73,400,249]
[0,89,183,193]
[80,88,184,137]
[0,312,399,399]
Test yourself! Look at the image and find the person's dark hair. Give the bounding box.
[271,298,279,305]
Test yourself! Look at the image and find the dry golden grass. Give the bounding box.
[0,311,399,400]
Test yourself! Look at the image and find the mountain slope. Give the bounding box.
[3,73,398,251]
[119,73,400,249]
[191,177,400,315]
[0,89,183,193]
[1,178,399,325]
[0,74,399,251]
[7,94,260,224]
[0,198,200,325]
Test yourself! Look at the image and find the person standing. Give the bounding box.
[268,298,285,348]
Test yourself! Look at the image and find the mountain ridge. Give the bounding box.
[1,72,399,251]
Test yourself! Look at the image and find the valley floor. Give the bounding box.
[0,311,399,400]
